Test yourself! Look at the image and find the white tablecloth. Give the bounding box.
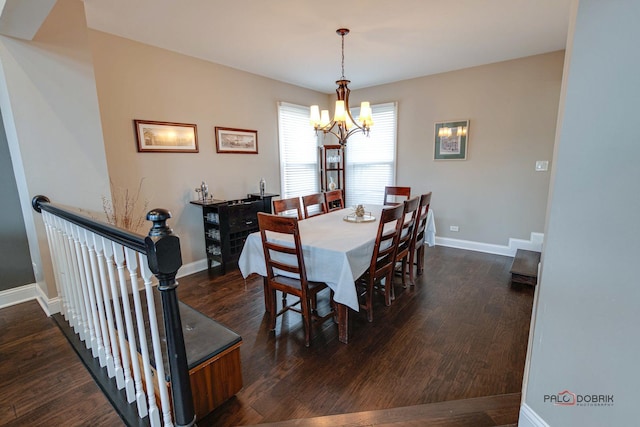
[238,205,435,311]
[425,208,436,247]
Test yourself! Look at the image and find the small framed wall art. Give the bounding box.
[134,120,199,153]
[215,127,258,154]
[434,120,469,160]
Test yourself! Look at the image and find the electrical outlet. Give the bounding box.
[535,160,549,171]
[449,225,459,232]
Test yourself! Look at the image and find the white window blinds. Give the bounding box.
[345,102,397,206]
[278,102,320,199]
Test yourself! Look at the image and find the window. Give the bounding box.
[277,102,319,199]
[345,102,397,206]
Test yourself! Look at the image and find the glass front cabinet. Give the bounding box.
[319,144,345,196]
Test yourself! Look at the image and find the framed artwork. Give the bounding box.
[134,120,198,153]
[215,127,258,154]
[434,120,469,160]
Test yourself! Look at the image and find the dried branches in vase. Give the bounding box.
[102,178,149,233]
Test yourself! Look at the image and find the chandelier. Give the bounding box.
[310,28,373,146]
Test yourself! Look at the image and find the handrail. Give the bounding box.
[32,195,146,253]
[32,195,196,427]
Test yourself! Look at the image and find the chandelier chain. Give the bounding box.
[341,32,345,79]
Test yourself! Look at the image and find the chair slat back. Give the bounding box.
[273,197,303,220]
[257,212,307,282]
[302,193,327,218]
[397,196,421,258]
[369,204,404,279]
[412,192,432,248]
[324,190,344,212]
[383,186,411,206]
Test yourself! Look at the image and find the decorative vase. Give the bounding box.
[328,177,337,191]
[355,204,365,218]
[259,178,266,196]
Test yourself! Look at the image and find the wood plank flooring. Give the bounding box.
[0,246,533,426]
[0,300,123,426]
[250,393,522,426]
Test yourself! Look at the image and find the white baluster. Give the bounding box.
[113,241,143,404]
[93,233,117,378]
[65,221,89,342]
[77,226,102,360]
[42,212,65,316]
[102,238,128,391]
[85,229,110,368]
[139,253,172,427]
[57,218,79,333]
[55,216,73,321]
[124,248,149,418]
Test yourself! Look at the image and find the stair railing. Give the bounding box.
[32,195,195,427]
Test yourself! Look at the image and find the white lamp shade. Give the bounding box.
[359,101,373,127]
[310,105,320,126]
[320,110,331,126]
[334,100,346,122]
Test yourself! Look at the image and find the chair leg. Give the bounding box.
[417,245,425,275]
[384,275,393,307]
[391,274,396,301]
[408,250,417,287]
[268,288,277,331]
[403,256,415,288]
[301,297,312,347]
[400,258,408,288]
[263,277,271,313]
[366,280,374,322]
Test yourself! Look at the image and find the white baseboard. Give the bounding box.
[435,232,543,257]
[177,258,208,278]
[0,283,38,310]
[0,281,60,316]
[35,283,61,316]
[519,403,549,427]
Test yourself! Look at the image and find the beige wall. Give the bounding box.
[354,51,564,245]
[1,2,563,303]
[89,30,327,266]
[0,0,111,297]
[90,29,563,266]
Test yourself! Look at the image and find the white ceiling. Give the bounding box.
[83,0,573,94]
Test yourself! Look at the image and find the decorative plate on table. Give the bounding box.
[343,213,376,223]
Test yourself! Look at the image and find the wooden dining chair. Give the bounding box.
[383,186,411,206]
[394,196,421,288]
[302,193,327,218]
[324,189,344,212]
[271,197,304,312]
[408,192,432,283]
[257,212,335,347]
[273,197,303,220]
[355,204,404,322]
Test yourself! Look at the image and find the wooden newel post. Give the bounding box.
[144,209,196,427]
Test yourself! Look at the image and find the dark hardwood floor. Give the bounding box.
[0,246,533,426]
[0,299,123,426]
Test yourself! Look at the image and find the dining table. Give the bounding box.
[238,204,435,343]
